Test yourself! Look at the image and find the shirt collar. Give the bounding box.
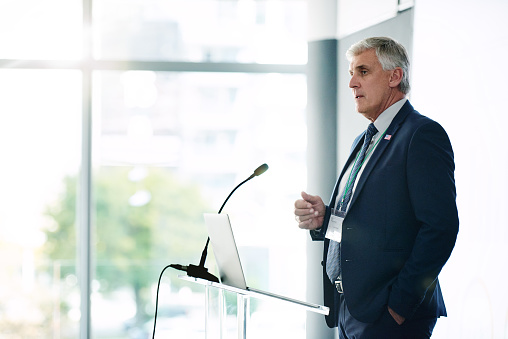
[373,98,407,135]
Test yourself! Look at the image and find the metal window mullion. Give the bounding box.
[79,68,92,339]
[0,59,306,74]
[79,0,93,338]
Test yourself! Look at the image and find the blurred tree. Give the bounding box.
[43,166,211,327]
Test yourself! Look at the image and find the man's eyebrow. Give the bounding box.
[349,64,369,74]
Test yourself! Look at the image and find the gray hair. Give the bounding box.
[346,37,411,94]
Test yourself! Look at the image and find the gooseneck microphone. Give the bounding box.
[170,163,269,283]
[153,164,269,339]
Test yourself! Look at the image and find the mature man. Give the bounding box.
[294,37,458,338]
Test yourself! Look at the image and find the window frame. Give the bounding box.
[0,1,306,337]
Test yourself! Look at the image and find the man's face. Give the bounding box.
[348,49,397,121]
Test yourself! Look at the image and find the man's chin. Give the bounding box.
[356,107,367,116]
[354,103,366,114]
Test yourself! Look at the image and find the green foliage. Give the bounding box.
[44,175,79,277]
[43,166,212,323]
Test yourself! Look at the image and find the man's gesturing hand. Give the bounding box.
[294,191,326,230]
[388,307,406,325]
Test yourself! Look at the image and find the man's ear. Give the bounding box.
[389,67,403,88]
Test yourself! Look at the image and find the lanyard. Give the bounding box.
[338,127,388,209]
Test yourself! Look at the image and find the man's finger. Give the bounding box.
[294,199,312,209]
[297,218,312,229]
[295,208,315,217]
[301,191,320,203]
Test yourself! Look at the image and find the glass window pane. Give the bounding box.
[0,0,82,59]
[0,70,81,337]
[91,70,307,337]
[93,0,307,64]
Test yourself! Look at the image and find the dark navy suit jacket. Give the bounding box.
[311,101,459,327]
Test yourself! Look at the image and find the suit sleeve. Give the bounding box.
[388,121,459,319]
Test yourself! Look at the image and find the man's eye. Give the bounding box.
[361,70,368,75]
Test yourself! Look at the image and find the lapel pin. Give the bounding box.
[384,135,392,141]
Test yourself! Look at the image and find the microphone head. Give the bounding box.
[253,163,269,177]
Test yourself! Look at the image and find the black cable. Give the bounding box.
[151,263,215,338]
[151,264,177,339]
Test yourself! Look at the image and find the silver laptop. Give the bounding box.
[203,213,328,314]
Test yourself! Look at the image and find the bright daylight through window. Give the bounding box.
[0,1,308,338]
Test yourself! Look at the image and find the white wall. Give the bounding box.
[411,1,508,338]
[308,0,508,337]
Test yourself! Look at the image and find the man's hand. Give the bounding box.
[294,191,326,230]
[388,306,405,325]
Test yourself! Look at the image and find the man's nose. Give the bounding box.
[349,75,358,88]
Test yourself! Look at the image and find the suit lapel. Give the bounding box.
[347,101,413,210]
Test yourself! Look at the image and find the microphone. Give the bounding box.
[248,163,269,180]
[171,163,269,283]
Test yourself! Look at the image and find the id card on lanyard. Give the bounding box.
[324,126,387,243]
[325,208,346,243]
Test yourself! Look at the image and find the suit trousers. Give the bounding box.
[338,295,438,339]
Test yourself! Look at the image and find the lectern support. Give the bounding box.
[179,276,329,339]
[236,294,249,339]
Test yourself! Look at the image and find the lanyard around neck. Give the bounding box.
[339,127,388,208]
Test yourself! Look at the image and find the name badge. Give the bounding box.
[325,208,346,243]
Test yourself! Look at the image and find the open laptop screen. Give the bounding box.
[203,213,247,289]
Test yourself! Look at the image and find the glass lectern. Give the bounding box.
[179,275,329,339]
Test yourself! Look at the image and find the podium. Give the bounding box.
[179,275,329,339]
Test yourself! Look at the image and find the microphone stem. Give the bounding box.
[199,176,252,268]
[198,237,210,267]
[218,177,251,214]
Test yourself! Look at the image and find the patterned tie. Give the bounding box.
[326,123,378,283]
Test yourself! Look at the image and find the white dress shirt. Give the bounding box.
[336,98,407,211]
